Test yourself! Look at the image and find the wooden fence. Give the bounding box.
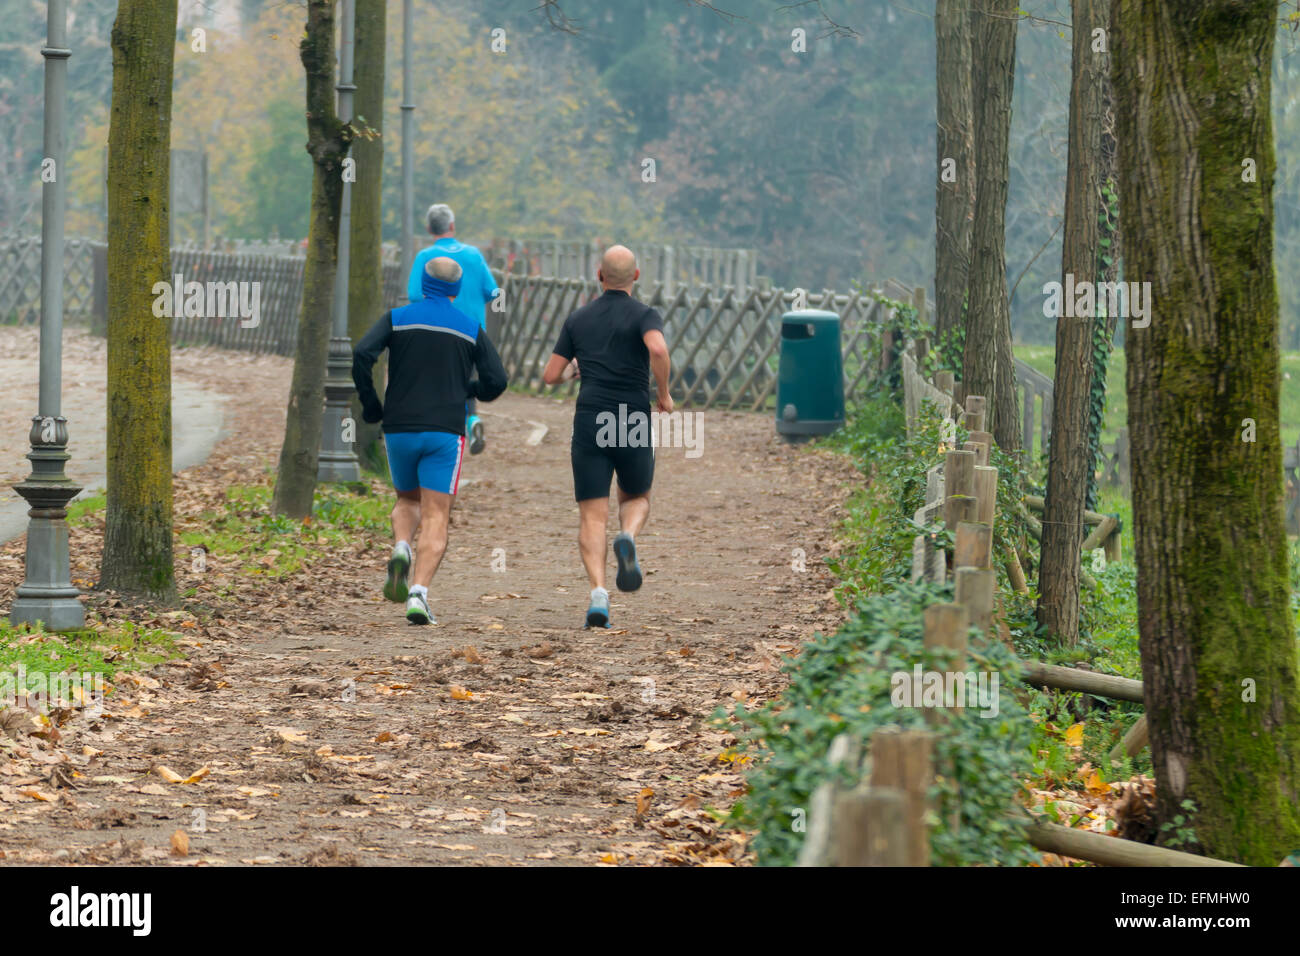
[82,242,409,355]
[472,238,760,293]
[0,237,98,323]
[803,346,1242,867]
[494,276,916,411]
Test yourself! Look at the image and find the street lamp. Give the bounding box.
[401,0,415,278]
[11,0,83,632]
[318,0,362,483]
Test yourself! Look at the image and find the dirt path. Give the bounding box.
[0,345,857,866]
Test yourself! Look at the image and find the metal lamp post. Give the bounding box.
[318,0,362,483]
[11,0,83,632]
[401,0,415,278]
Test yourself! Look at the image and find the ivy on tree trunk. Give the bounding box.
[272,0,351,518]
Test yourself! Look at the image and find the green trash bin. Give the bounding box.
[775,309,844,443]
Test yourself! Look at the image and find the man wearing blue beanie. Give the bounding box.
[408,203,500,456]
[353,256,508,625]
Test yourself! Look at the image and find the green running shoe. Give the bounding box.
[384,543,410,603]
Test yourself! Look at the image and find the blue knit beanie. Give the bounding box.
[421,262,462,299]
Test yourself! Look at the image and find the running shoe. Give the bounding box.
[612,532,643,592]
[406,591,434,625]
[468,415,486,455]
[586,588,611,628]
[384,542,411,603]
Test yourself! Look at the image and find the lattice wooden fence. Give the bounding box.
[494,275,908,411]
[83,242,408,356]
[0,237,97,323]
[475,238,759,293]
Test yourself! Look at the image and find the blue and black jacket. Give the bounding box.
[352,271,508,436]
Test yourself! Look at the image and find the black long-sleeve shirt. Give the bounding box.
[352,296,508,436]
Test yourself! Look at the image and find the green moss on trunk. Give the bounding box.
[1113,0,1300,864]
[100,0,179,603]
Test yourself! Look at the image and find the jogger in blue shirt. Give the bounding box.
[408,204,500,455]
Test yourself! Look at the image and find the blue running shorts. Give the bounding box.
[384,431,466,494]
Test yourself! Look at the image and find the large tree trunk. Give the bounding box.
[1037,0,1106,643]
[272,0,350,517]
[101,0,178,601]
[1112,0,1300,864]
[963,0,1020,450]
[348,0,386,472]
[934,0,975,353]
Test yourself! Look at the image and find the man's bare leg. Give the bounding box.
[405,487,451,625]
[412,488,452,588]
[578,497,609,591]
[391,490,420,544]
[612,489,647,592]
[617,489,649,538]
[385,489,420,602]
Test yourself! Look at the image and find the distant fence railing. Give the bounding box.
[0,237,97,323]
[494,275,916,411]
[80,241,409,355]
[474,238,760,292]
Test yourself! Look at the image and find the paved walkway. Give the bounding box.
[0,326,226,544]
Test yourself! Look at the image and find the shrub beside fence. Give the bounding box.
[797,343,1242,867]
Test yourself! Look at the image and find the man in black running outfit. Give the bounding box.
[542,245,672,628]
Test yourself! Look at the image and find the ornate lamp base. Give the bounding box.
[9,415,84,632]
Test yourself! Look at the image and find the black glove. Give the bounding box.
[362,401,383,424]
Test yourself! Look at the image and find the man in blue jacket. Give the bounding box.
[355,257,508,625]
[408,203,500,455]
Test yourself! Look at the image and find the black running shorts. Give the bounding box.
[571,406,656,502]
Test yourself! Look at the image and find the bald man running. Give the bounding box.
[542,245,672,628]
[353,256,508,625]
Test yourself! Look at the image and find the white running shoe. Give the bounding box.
[406,591,434,625]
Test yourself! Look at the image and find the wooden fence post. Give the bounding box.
[963,394,987,432]
[943,449,976,530]
[954,521,993,570]
[923,603,969,728]
[967,430,994,466]
[954,566,995,642]
[869,728,934,867]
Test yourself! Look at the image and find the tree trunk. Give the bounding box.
[348,0,386,472]
[934,0,975,354]
[1037,0,1106,644]
[963,0,1020,450]
[101,0,179,601]
[1112,0,1300,864]
[272,0,350,517]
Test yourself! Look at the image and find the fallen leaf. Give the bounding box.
[635,787,654,822]
[450,685,473,701]
[170,830,189,856]
[155,766,184,784]
[1084,769,1111,795]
